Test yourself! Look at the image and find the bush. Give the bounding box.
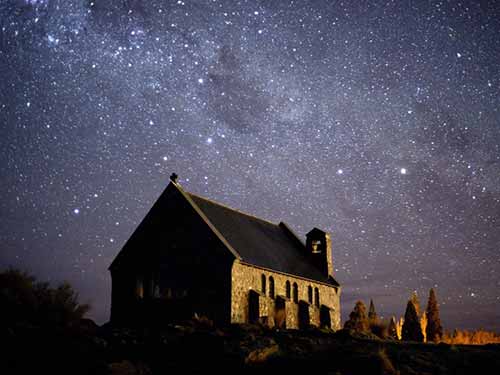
[370,321,389,339]
[442,329,500,345]
[0,268,90,327]
[344,301,370,333]
[387,317,399,340]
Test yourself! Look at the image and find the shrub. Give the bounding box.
[0,268,90,327]
[344,301,370,333]
[442,329,500,345]
[388,317,399,340]
[370,321,389,339]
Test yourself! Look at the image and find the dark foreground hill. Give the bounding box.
[4,320,500,375]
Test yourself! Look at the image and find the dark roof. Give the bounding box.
[307,227,327,237]
[188,191,339,286]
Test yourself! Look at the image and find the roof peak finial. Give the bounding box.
[170,173,179,183]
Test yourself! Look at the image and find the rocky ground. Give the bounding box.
[4,319,500,375]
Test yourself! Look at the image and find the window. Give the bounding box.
[261,274,266,294]
[308,286,313,304]
[311,240,322,253]
[269,276,275,298]
[165,288,172,299]
[314,287,320,307]
[143,271,157,298]
[285,281,291,299]
[293,282,298,303]
[136,276,144,298]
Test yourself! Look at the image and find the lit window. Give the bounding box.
[136,277,144,299]
[311,240,322,253]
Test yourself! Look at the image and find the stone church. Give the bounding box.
[109,174,341,329]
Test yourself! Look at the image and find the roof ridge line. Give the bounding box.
[171,182,242,260]
[187,191,279,227]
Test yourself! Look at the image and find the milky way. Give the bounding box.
[1,0,499,330]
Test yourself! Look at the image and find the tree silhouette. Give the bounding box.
[425,288,443,342]
[367,299,386,338]
[344,300,369,332]
[0,268,90,327]
[402,299,424,342]
[410,291,421,317]
[388,316,399,340]
[368,299,378,323]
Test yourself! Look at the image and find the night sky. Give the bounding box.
[1,0,499,331]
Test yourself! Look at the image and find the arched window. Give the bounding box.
[308,286,313,304]
[292,282,298,303]
[314,288,320,307]
[136,276,144,299]
[269,276,275,298]
[285,281,291,299]
[261,274,266,294]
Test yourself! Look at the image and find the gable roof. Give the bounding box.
[183,185,339,287]
[110,180,340,287]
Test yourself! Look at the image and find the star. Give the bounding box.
[1,0,498,333]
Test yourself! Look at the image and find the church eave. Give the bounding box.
[236,259,341,289]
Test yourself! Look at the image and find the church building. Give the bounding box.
[109,174,341,329]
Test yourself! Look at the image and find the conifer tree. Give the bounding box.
[425,288,443,342]
[388,316,399,340]
[344,300,369,332]
[402,299,424,342]
[368,299,378,323]
[410,291,421,317]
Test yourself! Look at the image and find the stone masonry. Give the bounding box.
[231,261,341,330]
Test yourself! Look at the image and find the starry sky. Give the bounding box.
[1,0,499,331]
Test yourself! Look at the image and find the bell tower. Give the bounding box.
[306,228,334,278]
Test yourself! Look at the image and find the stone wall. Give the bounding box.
[231,261,341,330]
